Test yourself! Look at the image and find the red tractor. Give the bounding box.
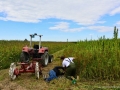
[20,33,53,66]
[9,33,53,80]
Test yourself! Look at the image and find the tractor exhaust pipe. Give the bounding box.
[30,35,32,48]
[39,35,43,49]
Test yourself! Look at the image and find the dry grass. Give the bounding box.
[1,64,120,90]
[1,70,120,90]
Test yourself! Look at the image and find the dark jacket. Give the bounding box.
[53,66,64,76]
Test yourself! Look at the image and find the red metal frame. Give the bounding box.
[14,61,42,77]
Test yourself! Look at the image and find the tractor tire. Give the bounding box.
[9,63,16,80]
[41,52,49,67]
[48,55,54,63]
[20,52,30,63]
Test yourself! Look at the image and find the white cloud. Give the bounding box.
[0,0,120,25]
[115,21,120,26]
[49,22,84,32]
[49,22,69,30]
[87,26,113,32]
[109,6,120,15]
[96,21,106,24]
[49,22,114,33]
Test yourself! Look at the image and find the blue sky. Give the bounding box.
[0,0,120,41]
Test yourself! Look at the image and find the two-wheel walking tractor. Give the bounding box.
[9,33,53,80]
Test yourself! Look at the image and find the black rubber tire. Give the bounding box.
[20,52,30,63]
[48,55,54,63]
[41,52,49,66]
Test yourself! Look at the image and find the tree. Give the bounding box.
[113,26,118,39]
[24,39,28,41]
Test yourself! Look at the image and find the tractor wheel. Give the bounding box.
[9,63,16,80]
[20,52,30,63]
[48,55,54,63]
[41,52,49,66]
[35,62,39,79]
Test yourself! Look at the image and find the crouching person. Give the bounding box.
[60,56,76,80]
[44,66,64,82]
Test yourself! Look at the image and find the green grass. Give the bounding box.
[62,38,120,80]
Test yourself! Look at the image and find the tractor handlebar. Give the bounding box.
[29,33,43,48]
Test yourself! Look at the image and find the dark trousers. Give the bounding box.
[65,63,76,80]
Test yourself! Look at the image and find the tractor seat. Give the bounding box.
[33,44,39,49]
[33,45,39,58]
